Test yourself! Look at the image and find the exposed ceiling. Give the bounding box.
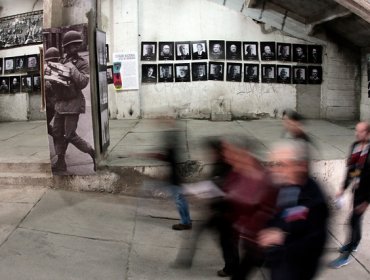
[209,0,370,48]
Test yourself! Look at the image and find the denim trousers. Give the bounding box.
[172,186,191,225]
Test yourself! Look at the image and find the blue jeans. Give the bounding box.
[172,187,191,225]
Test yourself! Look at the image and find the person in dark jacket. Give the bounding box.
[329,121,370,268]
[258,140,329,280]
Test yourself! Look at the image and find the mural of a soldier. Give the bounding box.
[51,30,95,172]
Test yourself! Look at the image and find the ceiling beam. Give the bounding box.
[334,0,370,23]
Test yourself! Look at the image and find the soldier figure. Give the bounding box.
[52,30,95,172]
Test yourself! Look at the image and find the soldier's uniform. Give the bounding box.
[51,31,95,172]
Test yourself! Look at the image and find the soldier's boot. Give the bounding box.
[52,155,67,172]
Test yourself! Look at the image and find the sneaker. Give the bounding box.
[217,269,232,277]
[329,256,351,269]
[339,243,358,253]
[172,223,192,230]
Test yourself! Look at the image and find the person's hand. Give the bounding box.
[336,189,344,198]
[354,202,369,214]
[257,228,286,247]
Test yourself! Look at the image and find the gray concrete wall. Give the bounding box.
[360,48,370,121]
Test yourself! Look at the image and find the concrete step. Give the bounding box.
[0,172,53,187]
[0,162,51,174]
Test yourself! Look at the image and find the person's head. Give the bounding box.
[179,67,187,78]
[12,78,17,85]
[355,122,369,142]
[162,44,171,55]
[18,59,24,67]
[311,69,318,78]
[280,68,287,78]
[297,68,304,78]
[281,45,289,55]
[213,43,221,53]
[265,66,273,77]
[179,45,186,54]
[212,64,221,74]
[197,43,203,52]
[282,109,304,137]
[27,78,32,86]
[196,66,204,77]
[230,65,238,75]
[146,45,153,55]
[312,48,317,56]
[147,67,154,77]
[162,66,170,77]
[230,44,237,53]
[45,47,60,63]
[1,79,6,85]
[268,140,309,186]
[296,47,303,57]
[62,30,83,56]
[247,66,255,76]
[264,45,272,54]
[246,45,252,54]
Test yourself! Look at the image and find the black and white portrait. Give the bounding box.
[226,63,242,82]
[293,44,307,63]
[106,65,113,84]
[0,58,3,74]
[27,55,39,71]
[142,64,157,83]
[277,66,291,84]
[4,57,15,74]
[208,62,224,81]
[33,74,41,91]
[158,64,174,82]
[209,40,225,60]
[293,66,307,84]
[308,66,322,84]
[15,56,26,73]
[277,43,291,62]
[261,42,276,61]
[9,76,20,93]
[141,42,156,61]
[191,62,207,81]
[175,42,191,60]
[0,10,43,49]
[0,77,9,93]
[244,64,259,83]
[159,42,174,61]
[192,41,208,60]
[243,42,258,61]
[105,44,109,62]
[21,75,33,93]
[175,63,190,82]
[308,45,322,64]
[226,41,242,60]
[261,64,276,83]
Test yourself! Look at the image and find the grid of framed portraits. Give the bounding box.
[0,74,40,94]
[1,55,40,74]
[141,41,323,84]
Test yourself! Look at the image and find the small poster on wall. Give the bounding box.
[141,42,156,61]
[293,66,307,84]
[0,77,9,93]
[175,42,191,60]
[226,41,242,60]
[142,64,157,83]
[308,45,322,64]
[192,62,207,81]
[158,64,174,82]
[261,64,276,83]
[308,66,322,84]
[175,63,191,82]
[192,41,208,60]
[277,65,291,84]
[159,42,174,61]
[113,52,139,90]
[243,42,258,61]
[226,63,242,82]
[209,62,224,81]
[244,64,259,83]
[209,40,225,60]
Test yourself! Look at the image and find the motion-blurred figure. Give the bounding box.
[330,122,370,269]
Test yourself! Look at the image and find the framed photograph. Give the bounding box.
[175,42,191,60]
[33,74,41,91]
[26,55,39,71]
[191,62,207,81]
[4,57,15,74]
[141,42,156,61]
[0,10,43,49]
[226,63,242,82]
[308,45,322,64]
[209,40,225,60]
[293,66,307,84]
[9,76,21,93]
[21,75,33,93]
[261,64,276,83]
[277,65,292,84]
[308,66,322,84]
[175,63,190,82]
[260,42,276,61]
[293,44,307,63]
[142,64,157,83]
[105,44,110,62]
[244,64,259,83]
[15,56,26,73]
[277,43,291,62]
[158,64,174,82]
[191,41,208,60]
[0,77,9,93]
[0,58,3,74]
[106,65,113,84]
[159,42,174,61]
[226,41,242,60]
[208,62,224,81]
[243,42,258,61]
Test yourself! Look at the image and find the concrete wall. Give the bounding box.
[360,48,370,121]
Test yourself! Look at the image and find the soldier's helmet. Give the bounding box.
[45,47,60,61]
[62,30,83,47]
